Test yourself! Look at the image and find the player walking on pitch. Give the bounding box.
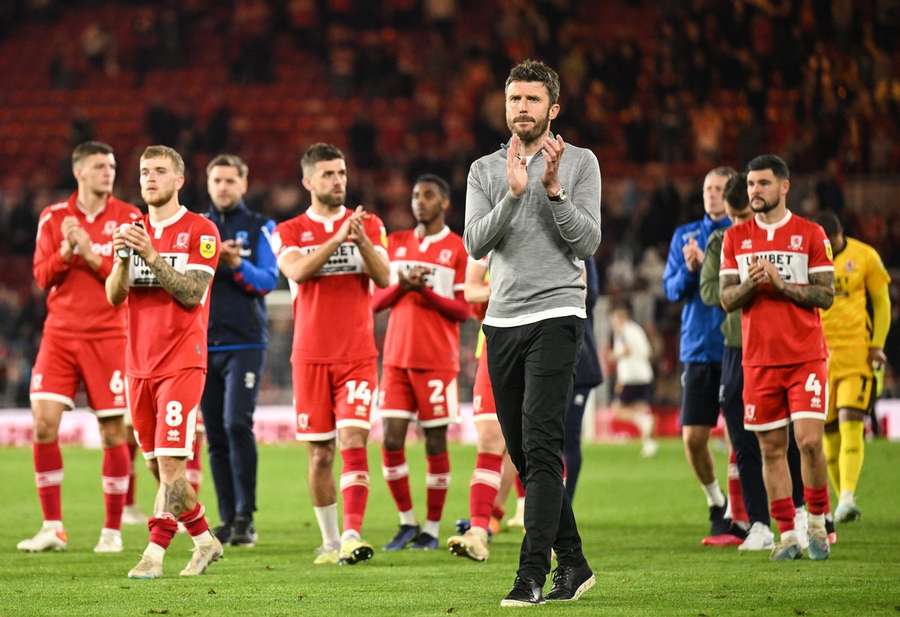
[815,211,891,524]
[374,174,470,551]
[720,154,834,561]
[106,145,223,578]
[274,143,390,565]
[20,141,141,554]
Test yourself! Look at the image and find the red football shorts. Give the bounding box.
[127,368,205,459]
[292,358,377,441]
[30,332,127,417]
[743,359,828,431]
[472,351,497,422]
[379,365,459,428]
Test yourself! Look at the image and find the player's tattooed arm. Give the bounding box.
[720,272,757,312]
[146,255,212,308]
[154,477,197,518]
[778,270,834,309]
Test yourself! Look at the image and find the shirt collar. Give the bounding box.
[306,205,346,224]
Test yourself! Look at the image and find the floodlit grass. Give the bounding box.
[1,440,898,616]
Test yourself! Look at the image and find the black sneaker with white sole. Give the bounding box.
[213,522,233,545]
[709,500,732,536]
[230,516,257,547]
[500,576,545,607]
[545,563,596,601]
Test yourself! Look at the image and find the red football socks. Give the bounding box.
[340,447,369,533]
[382,448,413,513]
[470,452,503,531]
[425,452,450,525]
[101,443,130,530]
[33,441,63,522]
[727,450,748,524]
[771,497,796,534]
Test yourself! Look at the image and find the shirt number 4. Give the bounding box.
[805,373,823,409]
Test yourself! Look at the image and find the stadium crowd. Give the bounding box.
[0,0,898,407]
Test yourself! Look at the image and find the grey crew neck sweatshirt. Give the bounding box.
[464,140,602,327]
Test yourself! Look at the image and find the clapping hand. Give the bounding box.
[506,134,528,198]
[683,239,704,272]
[541,133,565,196]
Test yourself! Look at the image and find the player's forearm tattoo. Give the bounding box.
[154,477,197,518]
[720,273,756,312]
[147,255,212,307]
[780,271,834,309]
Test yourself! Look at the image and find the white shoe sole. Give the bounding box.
[499,599,545,607]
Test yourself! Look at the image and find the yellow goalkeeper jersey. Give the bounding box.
[821,237,890,351]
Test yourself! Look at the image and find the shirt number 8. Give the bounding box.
[165,401,183,427]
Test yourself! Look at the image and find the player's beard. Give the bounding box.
[143,186,176,208]
[507,110,550,146]
[750,195,779,214]
[316,190,345,208]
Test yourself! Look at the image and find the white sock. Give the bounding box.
[341,528,360,543]
[314,504,340,548]
[808,513,825,531]
[423,520,440,539]
[839,490,855,505]
[191,530,214,548]
[780,529,798,545]
[42,520,64,531]
[399,509,417,526]
[143,542,165,562]
[515,497,525,513]
[635,413,654,438]
[703,480,726,508]
[100,528,121,537]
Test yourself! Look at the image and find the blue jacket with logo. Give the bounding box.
[663,214,731,363]
[205,202,278,350]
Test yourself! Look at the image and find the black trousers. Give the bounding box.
[200,348,264,523]
[484,316,587,585]
[564,385,593,501]
[720,346,806,524]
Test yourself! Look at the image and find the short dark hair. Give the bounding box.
[506,59,560,104]
[414,174,450,199]
[724,173,749,211]
[814,211,842,238]
[746,154,790,180]
[72,141,114,167]
[300,143,344,178]
[207,153,248,178]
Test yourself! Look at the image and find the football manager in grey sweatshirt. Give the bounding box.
[463,59,601,607]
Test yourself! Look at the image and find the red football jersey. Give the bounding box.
[275,206,388,364]
[382,226,468,371]
[124,207,221,377]
[721,210,833,367]
[33,193,142,339]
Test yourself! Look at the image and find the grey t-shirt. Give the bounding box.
[463,141,602,327]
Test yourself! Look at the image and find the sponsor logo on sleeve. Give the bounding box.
[199,234,216,259]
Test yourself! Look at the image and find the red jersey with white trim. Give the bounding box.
[274,206,388,364]
[383,227,468,371]
[721,210,833,367]
[33,193,141,338]
[124,207,221,377]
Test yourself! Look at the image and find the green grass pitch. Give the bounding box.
[1,440,898,616]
